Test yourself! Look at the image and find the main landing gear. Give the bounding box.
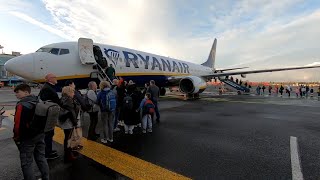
[184,93,200,100]
[160,87,166,96]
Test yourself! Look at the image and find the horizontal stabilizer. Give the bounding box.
[216,67,248,71]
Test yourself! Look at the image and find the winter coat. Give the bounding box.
[39,82,60,105]
[13,95,39,142]
[58,95,80,130]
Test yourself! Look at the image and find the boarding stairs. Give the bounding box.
[219,78,250,93]
[95,64,119,84]
[96,64,112,84]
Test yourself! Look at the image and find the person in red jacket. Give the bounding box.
[13,84,49,180]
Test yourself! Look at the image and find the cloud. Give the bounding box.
[9,11,73,40]
[3,0,320,81]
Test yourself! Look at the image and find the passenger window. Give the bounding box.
[49,48,60,55]
[59,49,69,55]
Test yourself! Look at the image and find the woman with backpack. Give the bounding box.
[97,81,116,143]
[137,93,155,133]
[58,86,80,162]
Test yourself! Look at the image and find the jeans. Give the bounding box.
[101,112,114,140]
[113,107,120,129]
[63,129,73,152]
[88,112,99,138]
[124,124,134,133]
[17,133,49,180]
[153,101,160,120]
[44,130,54,156]
[142,114,152,131]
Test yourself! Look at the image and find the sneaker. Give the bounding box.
[129,130,133,134]
[147,129,152,133]
[101,139,108,144]
[107,139,113,143]
[76,145,83,151]
[113,127,121,132]
[142,130,146,133]
[46,153,59,160]
[125,131,128,134]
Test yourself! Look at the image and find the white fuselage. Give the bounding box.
[5,41,213,87]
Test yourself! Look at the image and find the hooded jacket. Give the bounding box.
[39,82,60,105]
[13,95,39,142]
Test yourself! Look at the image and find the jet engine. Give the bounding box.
[179,76,207,94]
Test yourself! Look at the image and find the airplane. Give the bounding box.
[4,37,320,98]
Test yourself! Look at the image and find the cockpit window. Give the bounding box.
[59,49,69,55]
[49,48,60,55]
[36,48,51,52]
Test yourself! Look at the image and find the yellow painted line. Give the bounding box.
[53,127,191,180]
[6,108,190,179]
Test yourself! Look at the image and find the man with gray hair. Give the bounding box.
[147,80,160,123]
[86,81,100,140]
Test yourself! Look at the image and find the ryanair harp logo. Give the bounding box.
[104,48,119,67]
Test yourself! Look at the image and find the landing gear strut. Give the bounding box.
[160,87,166,96]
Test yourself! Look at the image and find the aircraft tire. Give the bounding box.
[160,87,166,96]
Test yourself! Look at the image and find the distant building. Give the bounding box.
[0,52,22,85]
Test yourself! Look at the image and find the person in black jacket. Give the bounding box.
[14,84,49,180]
[39,73,60,160]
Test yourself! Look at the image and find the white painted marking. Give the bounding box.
[290,136,304,180]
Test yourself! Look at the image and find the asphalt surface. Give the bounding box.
[1,87,320,179]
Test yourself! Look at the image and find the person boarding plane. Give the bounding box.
[4,38,320,99]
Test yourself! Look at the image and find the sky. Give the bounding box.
[1,0,320,82]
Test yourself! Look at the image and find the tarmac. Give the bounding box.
[1,87,320,179]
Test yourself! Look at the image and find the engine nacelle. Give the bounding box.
[241,74,246,78]
[179,76,207,94]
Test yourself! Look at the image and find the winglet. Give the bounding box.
[201,38,217,69]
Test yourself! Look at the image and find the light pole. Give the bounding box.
[0,45,3,54]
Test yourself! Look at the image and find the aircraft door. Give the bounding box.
[78,38,96,65]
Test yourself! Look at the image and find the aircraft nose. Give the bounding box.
[4,54,34,80]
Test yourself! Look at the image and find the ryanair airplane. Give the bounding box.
[4,38,320,98]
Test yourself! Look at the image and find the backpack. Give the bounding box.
[30,99,60,133]
[123,94,133,110]
[105,90,116,112]
[83,91,93,112]
[111,86,118,97]
[143,99,155,115]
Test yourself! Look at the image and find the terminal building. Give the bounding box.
[0,51,23,86]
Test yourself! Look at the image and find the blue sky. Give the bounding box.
[1,0,320,81]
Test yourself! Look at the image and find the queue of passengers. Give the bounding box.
[11,73,160,180]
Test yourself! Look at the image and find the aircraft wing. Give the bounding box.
[202,65,320,78]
